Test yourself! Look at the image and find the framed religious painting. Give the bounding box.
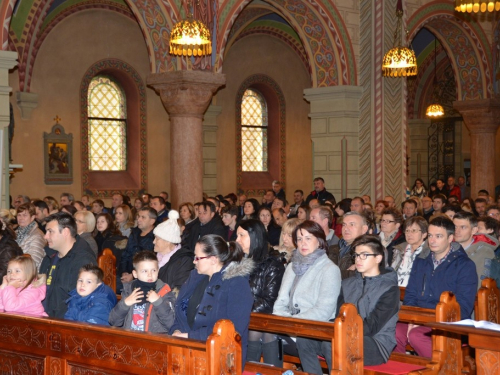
[44,122,73,185]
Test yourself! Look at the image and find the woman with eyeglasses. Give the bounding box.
[391,217,428,287]
[379,207,405,266]
[273,220,341,371]
[170,234,254,367]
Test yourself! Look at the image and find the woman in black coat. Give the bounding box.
[0,221,23,279]
[154,210,194,290]
[236,219,285,365]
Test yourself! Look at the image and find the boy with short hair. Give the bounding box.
[109,251,175,333]
[64,264,117,325]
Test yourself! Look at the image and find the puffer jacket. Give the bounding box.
[65,283,117,325]
[404,242,477,319]
[109,279,176,333]
[338,269,399,363]
[249,256,285,313]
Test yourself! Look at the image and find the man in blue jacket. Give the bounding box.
[393,216,477,358]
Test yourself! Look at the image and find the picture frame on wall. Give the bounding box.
[44,122,73,185]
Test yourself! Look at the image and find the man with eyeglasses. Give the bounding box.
[394,216,477,358]
[486,205,500,221]
[327,211,368,279]
[391,216,428,287]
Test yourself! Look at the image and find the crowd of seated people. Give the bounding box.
[2,175,500,374]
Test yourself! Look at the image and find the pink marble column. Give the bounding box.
[148,70,225,208]
[454,99,500,198]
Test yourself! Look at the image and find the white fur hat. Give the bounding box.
[153,210,181,244]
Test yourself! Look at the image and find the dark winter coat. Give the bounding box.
[119,227,154,274]
[64,283,117,325]
[109,279,176,333]
[39,236,97,318]
[305,189,336,205]
[185,215,226,252]
[338,269,399,362]
[249,256,285,313]
[170,259,254,365]
[158,247,194,290]
[404,242,477,319]
[0,234,23,280]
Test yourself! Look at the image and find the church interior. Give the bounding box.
[1,0,500,207]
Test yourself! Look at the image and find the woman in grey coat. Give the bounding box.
[273,220,341,371]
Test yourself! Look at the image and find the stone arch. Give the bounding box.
[217,0,356,87]
[407,1,492,100]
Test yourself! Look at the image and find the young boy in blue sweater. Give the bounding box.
[65,264,117,325]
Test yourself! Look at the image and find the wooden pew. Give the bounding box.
[98,248,116,293]
[0,313,242,375]
[474,278,500,323]
[388,291,473,375]
[247,303,364,375]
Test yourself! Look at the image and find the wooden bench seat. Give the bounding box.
[248,303,364,375]
[0,313,242,374]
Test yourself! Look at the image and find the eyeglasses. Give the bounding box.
[352,253,379,260]
[405,229,422,234]
[194,256,211,261]
[380,219,395,224]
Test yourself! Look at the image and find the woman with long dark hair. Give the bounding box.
[170,234,254,367]
[236,219,285,366]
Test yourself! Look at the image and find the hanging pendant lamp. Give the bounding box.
[426,38,444,118]
[382,0,417,77]
[169,1,212,57]
[455,0,500,13]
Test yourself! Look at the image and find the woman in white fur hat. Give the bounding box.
[154,210,194,290]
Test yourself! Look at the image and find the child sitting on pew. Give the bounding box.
[64,264,117,325]
[109,251,176,333]
[0,255,47,317]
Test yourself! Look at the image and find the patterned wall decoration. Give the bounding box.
[0,0,17,50]
[226,6,271,42]
[495,21,500,95]
[79,59,147,198]
[383,0,407,202]
[230,20,310,79]
[406,2,492,100]
[235,74,285,196]
[358,0,375,198]
[216,0,356,87]
[20,1,135,92]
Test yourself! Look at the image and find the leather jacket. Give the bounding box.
[249,256,285,313]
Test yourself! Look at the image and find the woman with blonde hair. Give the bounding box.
[275,218,301,264]
[74,211,98,256]
[43,196,59,214]
[115,204,134,237]
[178,202,196,224]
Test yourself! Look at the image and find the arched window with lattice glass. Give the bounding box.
[241,89,268,172]
[88,76,127,171]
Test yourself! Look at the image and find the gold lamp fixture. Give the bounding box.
[426,38,444,118]
[169,2,212,57]
[382,0,417,77]
[455,0,500,12]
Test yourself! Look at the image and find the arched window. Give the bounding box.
[236,75,285,194]
[241,89,268,171]
[88,76,127,171]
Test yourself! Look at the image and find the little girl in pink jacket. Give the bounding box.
[0,255,47,316]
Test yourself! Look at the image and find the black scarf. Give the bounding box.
[132,279,157,304]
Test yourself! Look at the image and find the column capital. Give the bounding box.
[453,98,500,134]
[147,70,226,119]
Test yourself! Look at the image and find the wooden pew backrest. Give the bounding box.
[0,313,241,375]
[98,248,116,293]
[475,277,500,323]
